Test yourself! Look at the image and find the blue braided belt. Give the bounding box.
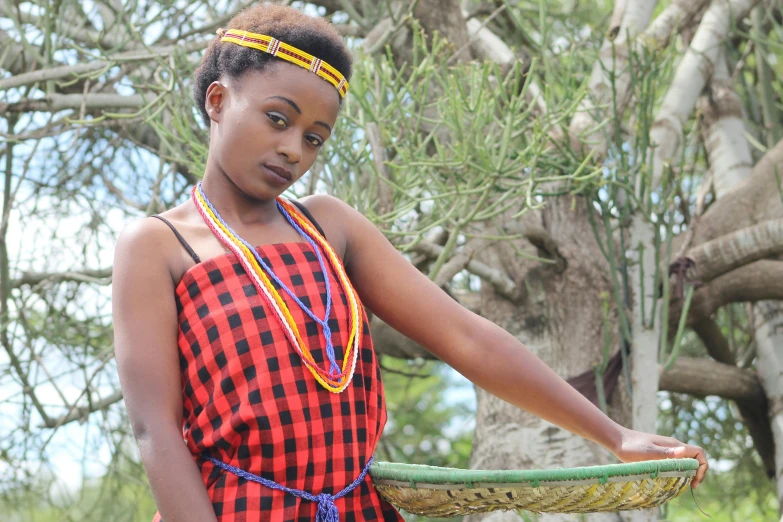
[200,453,374,522]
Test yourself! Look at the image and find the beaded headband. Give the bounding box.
[218,28,349,97]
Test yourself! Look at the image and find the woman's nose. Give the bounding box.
[277,133,302,164]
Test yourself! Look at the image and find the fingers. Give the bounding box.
[689,445,709,488]
[665,446,686,458]
[650,436,709,488]
[617,432,709,489]
[674,442,707,488]
[667,442,708,487]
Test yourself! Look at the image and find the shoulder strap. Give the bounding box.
[290,200,327,239]
[150,215,201,264]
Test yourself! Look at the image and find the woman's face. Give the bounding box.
[205,60,341,200]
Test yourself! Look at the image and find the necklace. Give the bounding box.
[192,183,360,393]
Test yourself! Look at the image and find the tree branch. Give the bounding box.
[692,317,735,364]
[12,268,112,289]
[432,240,479,287]
[697,54,753,198]
[0,62,107,91]
[683,218,783,283]
[683,260,783,325]
[649,0,761,188]
[462,10,545,115]
[659,356,763,402]
[642,0,709,50]
[503,221,567,272]
[568,0,658,158]
[688,137,783,248]
[0,40,211,91]
[2,93,146,113]
[15,8,122,50]
[41,389,123,429]
[0,28,46,74]
[412,240,519,300]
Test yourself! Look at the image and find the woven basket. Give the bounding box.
[369,459,698,516]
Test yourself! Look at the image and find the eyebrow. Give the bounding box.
[266,95,332,134]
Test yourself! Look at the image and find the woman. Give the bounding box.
[112,4,708,522]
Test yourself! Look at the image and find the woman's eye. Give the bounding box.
[268,114,287,127]
[307,135,324,147]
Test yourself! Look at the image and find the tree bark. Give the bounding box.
[688,138,783,248]
[625,214,660,522]
[755,301,783,497]
[682,260,783,323]
[649,0,761,188]
[467,197,629,522]
[697,53,782,492]
[684,219,783,284]
[659,357,764,402]
[697,56,753,196]
[628,216,658,433]
[642,0,709,50]
[413,0,473,62]
[2,93,147,113]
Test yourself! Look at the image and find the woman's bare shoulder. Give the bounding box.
[296,193,346,217]
[116,217,171,263]
[114,202,194,284]
[296,194,354,258]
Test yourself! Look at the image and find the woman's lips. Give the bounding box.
[263,164,293,184]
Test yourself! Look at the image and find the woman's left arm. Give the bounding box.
[327,197,707,488]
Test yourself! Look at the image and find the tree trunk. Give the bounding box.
[466,197,631,522]
[384,12,634,520]
[628,215,658,437]
[699,54,781,500]
[754,301,783,504]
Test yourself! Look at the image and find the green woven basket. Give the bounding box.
[369,459,698,516]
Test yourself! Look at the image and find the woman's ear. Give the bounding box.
[205,81,227,124]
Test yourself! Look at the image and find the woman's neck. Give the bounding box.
[199,168,281,227]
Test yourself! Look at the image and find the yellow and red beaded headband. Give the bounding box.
[218,28,349,98]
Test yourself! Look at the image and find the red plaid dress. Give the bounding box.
[151,237,403,522]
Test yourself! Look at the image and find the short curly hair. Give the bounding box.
[193,3,352,127]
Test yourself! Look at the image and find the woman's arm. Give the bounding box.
[320,196,708,488]
[112,219,219,522]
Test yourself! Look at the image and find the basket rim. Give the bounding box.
[369,458,699,485]
[373,470,692,490]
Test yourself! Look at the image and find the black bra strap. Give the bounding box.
[150,215,201,264]
[152,203,322,264]
[290,200,327,239]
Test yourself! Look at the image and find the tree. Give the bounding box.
[1,0,781,520]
